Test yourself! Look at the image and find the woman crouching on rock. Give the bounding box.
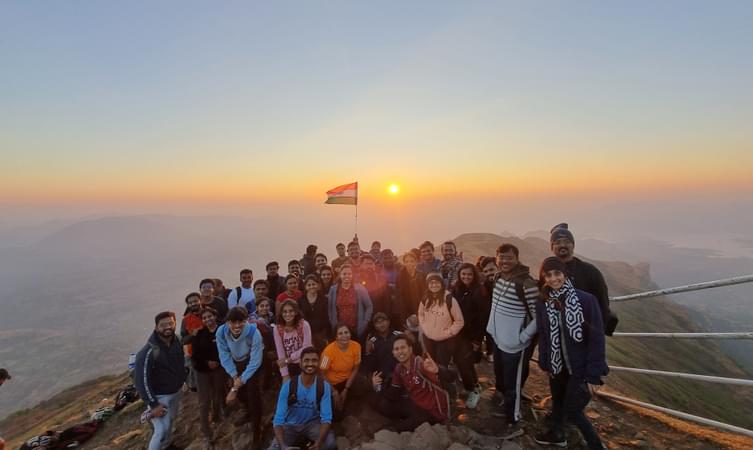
[534,257,608,450]
[320,323,363,420]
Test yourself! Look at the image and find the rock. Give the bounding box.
[406,422,440,450]
[342,415,364,443]
[431,424,451,448]
[361,442,399,450]
[373,429,403,449]
[112,430,142,445]
[231,429,253,450]
[448,425,472,445]
[633,431,647,440]
[337,436,352,450]
[447,444,472,450]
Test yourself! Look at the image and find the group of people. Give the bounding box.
[134,224,613,450]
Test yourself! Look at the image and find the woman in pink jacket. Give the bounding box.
[418,272,464,371]
[272,299,312,381]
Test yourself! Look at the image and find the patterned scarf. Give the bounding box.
[545,278,585,375]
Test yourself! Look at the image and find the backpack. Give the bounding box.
[287,375,325,414]
[114,384,140,411]
[514,279,535,324]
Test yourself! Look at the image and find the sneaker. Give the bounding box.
[534,430,567,447]
[501,422,524,440]
[466,389,481,409]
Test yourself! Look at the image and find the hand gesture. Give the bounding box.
[365,336,375,354]
[371,371,383,389]
[277,358,288,368]
[233,376,243,389]
[422,353,439,374]
[191,327,200,337]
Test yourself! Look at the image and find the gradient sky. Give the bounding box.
[2,1,753,210]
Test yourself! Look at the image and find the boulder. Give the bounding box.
[336,436,352,450]
[372,429,404,449]
[405,422,441,450]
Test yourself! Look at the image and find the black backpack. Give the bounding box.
[287,375,325,413]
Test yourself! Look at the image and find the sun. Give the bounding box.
[388,183,400,195]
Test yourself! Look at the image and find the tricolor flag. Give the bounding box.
[325,182,358,205]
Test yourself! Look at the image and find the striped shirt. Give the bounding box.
[486,275,538,353]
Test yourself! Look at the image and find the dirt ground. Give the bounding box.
[62,358,753,450]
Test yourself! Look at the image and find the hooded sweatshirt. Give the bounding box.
[486,264,538,354]
[216,322,263,384]
[418,291,464,341]
[134,331,186,408]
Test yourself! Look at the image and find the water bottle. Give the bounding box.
[128,353,136,372]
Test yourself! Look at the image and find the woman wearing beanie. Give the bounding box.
[417,272,464,381]
[534,257,608,450]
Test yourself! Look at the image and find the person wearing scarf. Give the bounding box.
[534,257,608,450]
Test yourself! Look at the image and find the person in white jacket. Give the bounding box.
[486,244,538,440]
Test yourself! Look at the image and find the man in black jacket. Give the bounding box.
[134,311,186,450]
[550,223,614,334]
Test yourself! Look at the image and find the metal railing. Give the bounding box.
[600,274,753,438]
[612,332,753,339]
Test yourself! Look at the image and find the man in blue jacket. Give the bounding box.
[134,311,186,450]
[269,347,336,450]
[216,306,264,446]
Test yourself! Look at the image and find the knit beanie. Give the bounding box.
[426,272,443,284]
[550,223,575,244]
[540,257,569,276]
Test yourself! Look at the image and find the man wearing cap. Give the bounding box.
[550,223,615,334]
[363,313,402,382]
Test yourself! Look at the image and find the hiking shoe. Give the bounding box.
[534,430,567,447]
[466,389,481,409]
[501,422,524,440]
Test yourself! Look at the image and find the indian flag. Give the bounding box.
[325,182,358,205]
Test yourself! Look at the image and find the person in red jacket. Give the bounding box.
[371,334,450,431]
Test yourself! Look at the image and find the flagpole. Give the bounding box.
[354,195,358,239]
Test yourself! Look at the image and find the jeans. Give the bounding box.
[549,371,604,450]
[148,391,181,450]
[196,369,227,437]
[496,344,533,423]
[268,419,337,450]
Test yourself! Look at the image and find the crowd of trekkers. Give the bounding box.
[132,223,613,450]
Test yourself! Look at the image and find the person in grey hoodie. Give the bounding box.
[134,311,186,450]
[486,244,538,440]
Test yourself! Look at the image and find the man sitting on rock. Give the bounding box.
[371,335,450,431]
[269,346,336,450]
